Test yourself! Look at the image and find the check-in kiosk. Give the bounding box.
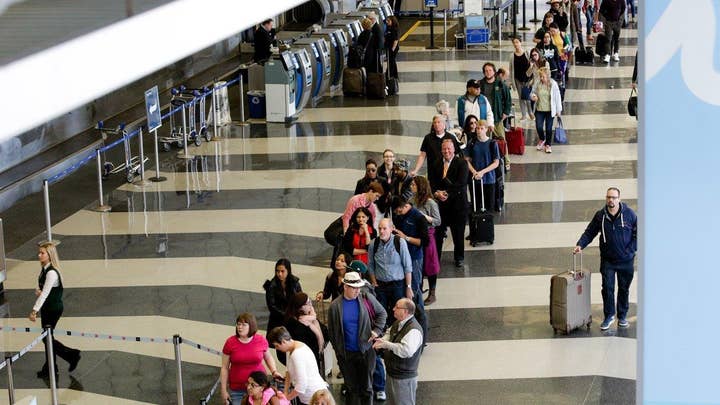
[328,19,362,44]
[311,28,348,92]
[293,48,313,112]
[380,3,394,18]
[265,51,297,122]
[294,37,331,105]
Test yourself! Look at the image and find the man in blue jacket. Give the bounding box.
[573,187,637,330]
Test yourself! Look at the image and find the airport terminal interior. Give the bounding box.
[0,0,638,403]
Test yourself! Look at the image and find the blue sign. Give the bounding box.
[466,28,490,45]
[144,86,162,132]
[643,1,720,404]
[425,0,438,7]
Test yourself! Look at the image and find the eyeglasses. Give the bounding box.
[606,196,619,200]
[394,306,410,310]
[367,168,377,172]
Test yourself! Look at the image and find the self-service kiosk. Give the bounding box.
[265,51,297,123]
[311,28,348,91]
[294,37,331,105]
[328,19,362,44]
[293,48,313,112]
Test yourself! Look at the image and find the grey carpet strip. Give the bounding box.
[2,287,636,343]
[318,96,629,115]
[106,186,636,225]
[0,351,218,404]
[0,351,634,404]
[398,72,632,89]
[9,233,614,280]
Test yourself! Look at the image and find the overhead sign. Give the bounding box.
[144,86,162,132]
[425,0,438,8]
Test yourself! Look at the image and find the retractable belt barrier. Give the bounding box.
[0,325,222,404]
[44,76,240,186]
[0,330,48,372]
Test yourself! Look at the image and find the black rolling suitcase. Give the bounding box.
[469,178,494,246]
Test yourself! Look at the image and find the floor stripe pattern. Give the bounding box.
[0,10,639,405]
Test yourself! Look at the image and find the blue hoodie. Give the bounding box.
[576,202,637,263]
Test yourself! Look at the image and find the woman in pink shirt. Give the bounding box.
[221,313,282,404]
[341,182,383,233]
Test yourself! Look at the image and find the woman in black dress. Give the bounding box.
[29,242,81,378]
[385,15,400,79]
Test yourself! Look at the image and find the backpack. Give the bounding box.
[373,235,401,255]
[347,44,366,69]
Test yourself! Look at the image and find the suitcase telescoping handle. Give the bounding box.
[471,175,486,213]
[571,250,583,276]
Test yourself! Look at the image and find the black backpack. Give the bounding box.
[347,43,366,69]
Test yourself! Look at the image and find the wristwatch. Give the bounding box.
[406,284,412,289]
[404,236,410,242]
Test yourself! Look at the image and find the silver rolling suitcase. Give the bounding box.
[550,253,592,334]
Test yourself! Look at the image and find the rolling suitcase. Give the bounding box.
[550,253,592,334]
[505,117,525,155]
[469,178,494,246]
[366,71,387,99]
[343,67,366,96]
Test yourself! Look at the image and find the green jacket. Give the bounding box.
[480,77,512,123]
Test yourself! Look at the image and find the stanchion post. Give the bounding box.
[212,85,219,138]
[518,0,530,30]
[134,128,150,186]
[530,0,540,22]
[173,334,185,405]
[239,72,247,124]
[93,149,111,212]
[40,180,60,246]
[6,355,15,404]
[150,129,167,182]
[427,7,437,49]
[443,9,447,48]
[45,327,59,405]
[178,103,193,159]
[512,0,518,37]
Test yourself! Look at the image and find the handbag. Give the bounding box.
[520,85,532,101]
[627,88,638,117]
[323,216,343,246]
[554,117,568,144]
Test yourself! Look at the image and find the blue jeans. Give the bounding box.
[373,354,386,392]
[585,6,594,35]
[411,256,428,344]
[600,259,635,319]
[375,280,405,330]
[535,110,554,146]
[229,389,246,405]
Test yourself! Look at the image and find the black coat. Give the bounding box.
[432,156,469,221]
[263,275,302,332]
[254,26,276,62]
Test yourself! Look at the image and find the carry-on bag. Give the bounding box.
[366,50,387,99]
[343,67,366,96]
[505,116,525,155]
[366,72,387,99]
[627,88,638,117]
[550,253,592,334]
[386,76,399,96]
[554,117,568,144]
[468,178,494,246]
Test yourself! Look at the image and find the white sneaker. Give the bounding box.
[603,54,610,63]
[536,140,545,151]
[612,53,620,61]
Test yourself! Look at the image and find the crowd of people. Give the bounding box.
[220,1,641,404]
